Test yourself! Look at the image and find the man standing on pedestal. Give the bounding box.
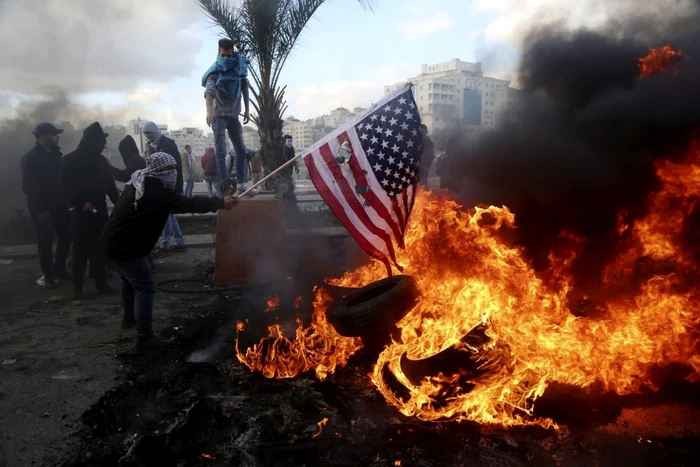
[202,38,257,195]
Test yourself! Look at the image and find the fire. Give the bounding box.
[233,46,699,428]
[638,45,684,77]
[327,137,700,427]
[264,296,281,313]
[235,288,363,380]
[312,417,328,438]
[201,453,216,459]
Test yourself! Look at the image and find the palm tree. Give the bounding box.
[198,0,375,179]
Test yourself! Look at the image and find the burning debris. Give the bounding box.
[235,288,363,380]
[232,45,700,429]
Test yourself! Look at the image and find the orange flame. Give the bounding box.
[323,137,698,427]
[235,289,363,380]
[639,45,684,77]
[201,453,216,459]
[312,417,328,438]
[265,296,281,313]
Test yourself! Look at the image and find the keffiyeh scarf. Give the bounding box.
[129,152,178,208]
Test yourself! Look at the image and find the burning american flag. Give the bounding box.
[302,84,422,273]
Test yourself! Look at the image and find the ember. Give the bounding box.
[264,296,281,313]
[639,45,685,77]
[312,417,328,438]
[201,453,216,459]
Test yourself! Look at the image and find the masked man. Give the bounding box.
[111,135,146,183]
[60,122,119,300]
[102,152,238,349]
[141,120,186,255]
[282,135,299,181]
[21,122,72,287]
[202,38,257,195]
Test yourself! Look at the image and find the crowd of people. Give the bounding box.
[17,37,260,350]
[17,36,436,351]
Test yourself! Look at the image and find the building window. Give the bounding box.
[420,95,423,100]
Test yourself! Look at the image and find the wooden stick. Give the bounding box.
[236,153,303,198]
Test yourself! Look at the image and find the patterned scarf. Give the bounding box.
[129,152,178,208]
[142,121,161,151]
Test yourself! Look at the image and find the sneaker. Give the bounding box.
[96,283,118,295]
[236,184,259,196]
[44,278,58,289]
[73,287,83,301]
[135,335,173,350]
[121,317,136,330]
[170,245,187,252]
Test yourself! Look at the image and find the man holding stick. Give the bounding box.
[102,152,238,350]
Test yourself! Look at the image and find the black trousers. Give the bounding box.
[71,209,108,288]
[31,208,71,281]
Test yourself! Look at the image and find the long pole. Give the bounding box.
[236,153,303,198]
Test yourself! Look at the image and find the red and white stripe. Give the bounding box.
[303,129,417,274]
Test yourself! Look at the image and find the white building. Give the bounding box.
[283,119,314,153]
[384,59,512,136]
[166,127,214,157]
[242,126,261,150]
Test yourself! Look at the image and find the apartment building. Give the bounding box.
[283,119,314,152]
[385,59,512,136]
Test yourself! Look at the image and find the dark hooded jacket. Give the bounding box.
[60,122,119,214]
[110,135,146,183]
[146,135,183,194]
[21,143,64,214]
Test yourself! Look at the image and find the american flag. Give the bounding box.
[302,84,423,274]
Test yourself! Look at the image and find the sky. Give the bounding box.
[0,0,696,131]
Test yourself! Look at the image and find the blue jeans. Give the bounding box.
[162,214,185,249]
[212,116,247,184]
[204,174,221,197]
[117,257,155,338]
[184,179,194,197]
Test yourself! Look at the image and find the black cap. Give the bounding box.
[33,122,63,136]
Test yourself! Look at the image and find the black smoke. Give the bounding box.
[451,10,700,288]
[0,92,126,240]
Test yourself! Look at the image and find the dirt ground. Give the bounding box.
[2,248,700,467]
[0,249,218,466]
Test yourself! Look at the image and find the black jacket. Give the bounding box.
[102,178,224,261]
[21,144,64,214]
[147,136,183,194]
[111,135,146,183]
[282,145,298,179]
[60,144,119,215]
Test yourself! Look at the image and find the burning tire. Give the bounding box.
[328,275,420,337]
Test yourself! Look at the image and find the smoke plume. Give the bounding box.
[0,92,128,237]
[452,3,700,285]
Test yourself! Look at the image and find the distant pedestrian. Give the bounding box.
[142,121,186,255]
[282,135,299,181]
[102,152,238,350]
[200,147,221,197]
[60,122,119,300]
[111,135,146,183]
[250,149,263,185]
[182,144,195,198]
[21,122,72,287]
[202,38,257,195]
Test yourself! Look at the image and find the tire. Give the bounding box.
[328,275,420,337]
